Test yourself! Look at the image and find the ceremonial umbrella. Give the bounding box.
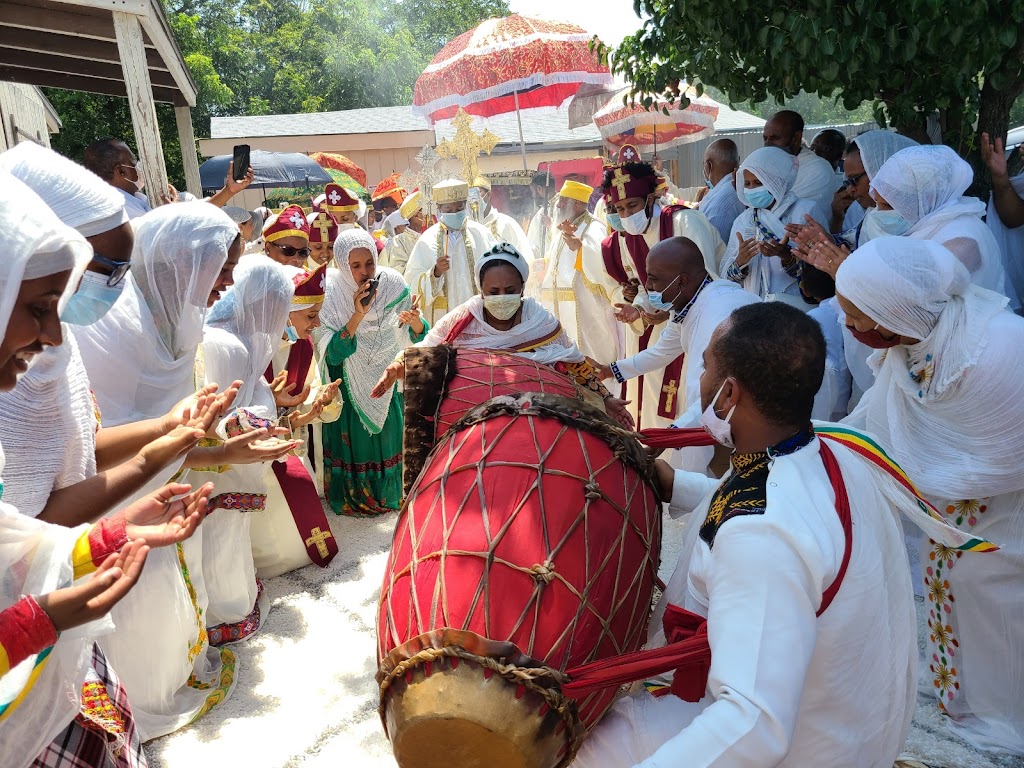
[412,14,612,169]
[261,169,368,210]
[309,152,367,187]
[593,89,720,157]
[198,150,332,193]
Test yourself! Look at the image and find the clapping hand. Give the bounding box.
[288,379,341,430]
[640,309,670,325]
[799,237,851,279]
[734,232,759,266]
[36,540,150,632]
[398,294,422,326]
[613,303,641,324]
[622,279,640,302]
[758,234,791,259]
[270,370,311,408]
[118,482,213,548]
[371,361,405,398]
[604,396,635,429]
[787,215,830,260]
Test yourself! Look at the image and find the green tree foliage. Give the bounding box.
[46,0,508,187]
[608,0,1024,161]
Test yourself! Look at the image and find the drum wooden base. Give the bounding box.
[384,658,568,768]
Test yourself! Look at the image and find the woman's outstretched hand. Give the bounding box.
[371,360,406,398]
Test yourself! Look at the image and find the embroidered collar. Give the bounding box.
[671,275,713,324]
[727,423,815,470]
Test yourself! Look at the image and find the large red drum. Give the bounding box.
[378,392,661,768]
[402,346,580,492]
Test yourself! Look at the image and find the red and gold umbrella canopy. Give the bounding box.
[594,89,720,155]
[309,152,367,187]
[413,14,612,125]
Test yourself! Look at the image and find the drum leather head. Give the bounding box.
[385,658,567,768]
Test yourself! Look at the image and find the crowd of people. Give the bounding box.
[0,102,1022,767]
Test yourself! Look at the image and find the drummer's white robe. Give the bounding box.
[379,229,418,276]
[574,435,919,768]
[403,221,495,326]
[611,279,759,473]
[534,214,623,377]
[603,209,727,435]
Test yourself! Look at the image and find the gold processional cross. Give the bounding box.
[434,108,501,183]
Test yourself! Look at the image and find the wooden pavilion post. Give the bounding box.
[175,105,202,196]
[112,10,168,207]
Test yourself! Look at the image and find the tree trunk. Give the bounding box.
[969,35,1024,199]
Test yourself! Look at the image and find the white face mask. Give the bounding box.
[621,206,651,236]
[699,380,736,449]
[337,222,356,232]
[482,293,522,321]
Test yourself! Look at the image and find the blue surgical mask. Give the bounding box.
[606,212,624,232]
[284,323,299,343]
[645,274,681,312]
[860,207,911,243]
[61,270,124,326]
[440,211,467,230]
[744,186,775,209]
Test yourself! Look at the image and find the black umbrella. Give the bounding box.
[199,150,333,192]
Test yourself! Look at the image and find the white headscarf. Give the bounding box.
[205,259,294,416]
[849,130,918,180]
[0,143,128,237]
[870,145,1007,294]
[839,237,1024,499]
[0,151,117,520]
[0,172,105,768]
[475,242,531,286]
[76,204,238,425]
[417,296,585,368]
[317,227,410,433]
[737,146,801,238]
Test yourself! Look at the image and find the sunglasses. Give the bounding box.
[843,172,867,188]
[272,242,311,260]
[92,253,131,286]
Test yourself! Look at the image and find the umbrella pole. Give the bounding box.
[513,90,529,172]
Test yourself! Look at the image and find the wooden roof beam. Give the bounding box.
[0,66,185,104]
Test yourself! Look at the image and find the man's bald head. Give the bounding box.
[810,129,847,170]
[645,236,709,311]
[703,139,740,186]
[763,110,805,155]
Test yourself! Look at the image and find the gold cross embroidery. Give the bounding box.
[611,167,632,199]
[305,526,334,558]
[662,379,678,412]
[313,216,332,241]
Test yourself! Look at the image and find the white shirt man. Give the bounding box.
[602,236,757,473]
[574,302,992,768]
[404,179,496,325]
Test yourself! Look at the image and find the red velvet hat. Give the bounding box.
[263,204,310,243]
[320,183,360,214]
[291,262,327,306]
[307,210,338,244]
[617,144,642,164]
